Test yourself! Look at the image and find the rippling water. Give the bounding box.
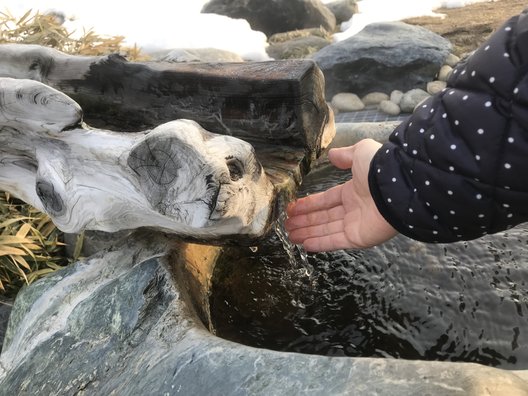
[210,165,528,369]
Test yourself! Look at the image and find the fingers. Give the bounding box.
[287,218,344,244]
[285,205,345,231]
[329,139,383,171]
[328,146,356,170]
[286,184,343,216]
[303,233,355,252]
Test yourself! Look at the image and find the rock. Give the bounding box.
[400,88,430,113]
[331,92,365,112]
[0,297,14,353]
[268,27,332,44]
[362,92,389,107]
[266,29,332,60]
[311,22,451,98]
[390,90,404,106]
[438,65,453,82]
[201,0,336,37]
[379,100,401,116]
[444,53,461,67]
[329,121,402,148]
[267,36,331,60]
[153,48,244,63]
[63,230,133,259]
[325,0,358,25]
[2,231,528,395]
[427,80,447,95]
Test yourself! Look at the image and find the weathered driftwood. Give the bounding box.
[0,78,275,242]
[0,44,335,163]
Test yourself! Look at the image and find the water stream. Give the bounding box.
[210,165,528,369]
[274,209,313,277]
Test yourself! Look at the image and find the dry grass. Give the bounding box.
[404,0,527,56]
[0,193,67,296]
[0,8,147,60]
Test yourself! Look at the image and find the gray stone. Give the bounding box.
[5,220,528,396]
[154,48,244,63]
[427,80,447,95]
[362,92,389,107]
[438,64,453,82]
[329,121,401,149]
[267,35,331,60]
[331,92,365,112]
[268,27,332,43]
[311,21,451,98]
[1,230,527,395]
[325,0,358,25]
[400,88,431,113]
[0,298,13,353]
[390,89,404,105]
[444,53,461,67]
[379,100,401,116]
[201,0,336,37]
[62,230,133,259]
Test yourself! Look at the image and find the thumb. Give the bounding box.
[328,146,356,170]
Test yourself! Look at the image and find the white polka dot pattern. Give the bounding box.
[367,12,528,244]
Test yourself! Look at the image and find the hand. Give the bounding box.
[285,139,398,251]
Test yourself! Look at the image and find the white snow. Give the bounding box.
[2,0,498,60]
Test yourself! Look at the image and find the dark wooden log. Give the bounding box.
[0,44,335,163]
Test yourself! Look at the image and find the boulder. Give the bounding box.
[201,0,336,37]
[267,28,333,60]
[325,0,358,25]
[154,48,244,63]
[379,100,401,116]
[0,298,13,353]
[361,92,389,107]
[444,53,461,67]
[390,90,404,106]
[268,27,332,44]
[427,80,447,95]
[329,121,402,148]
[437,64,453,82]
[330,92,364,112]
[267,36,331,60]
[311,22,452,98]
[400,88,430,113]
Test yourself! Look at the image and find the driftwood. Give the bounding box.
[0,44,335,242]
[0,44,335,163]
[0,78,274,241]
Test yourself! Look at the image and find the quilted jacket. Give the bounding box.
[368,9,528,243]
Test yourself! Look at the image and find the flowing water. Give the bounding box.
[210,164,528,369]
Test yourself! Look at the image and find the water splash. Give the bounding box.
[274,209,314,277]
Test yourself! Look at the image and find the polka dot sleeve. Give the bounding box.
[368,9,528,243]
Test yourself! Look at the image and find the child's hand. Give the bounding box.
[285,139,398,251]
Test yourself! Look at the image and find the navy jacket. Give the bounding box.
[368,9,528,243]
